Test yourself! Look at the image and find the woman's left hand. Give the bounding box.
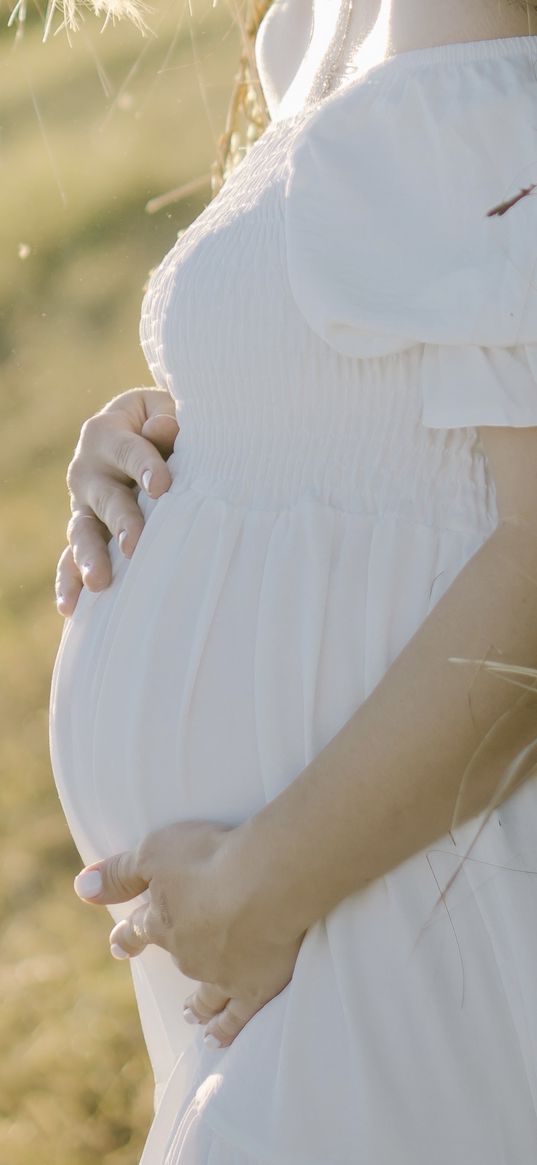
[73,820,305,1048]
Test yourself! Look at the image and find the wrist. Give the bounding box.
[220,815,308,949]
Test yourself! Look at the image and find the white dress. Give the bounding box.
[49,4,537,1159]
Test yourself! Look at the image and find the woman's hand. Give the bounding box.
[56,387,179,617]
[73,821,305,1048]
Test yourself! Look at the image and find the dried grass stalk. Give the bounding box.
[8,0,274,204]
[209,1,272,198]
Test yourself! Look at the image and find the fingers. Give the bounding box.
[55,545,84,617]
[73,849,148,905]
[60,390,180,605]
[140,389,178,426]
[183,983,230,1026]
[140,412,179,459]
[71,420,175,503]
[68,486,145,563]
[104,386,177,433]
[98,427,175,500]
[55,512,114,617]
[203,995,265,1050]
[64,508,113,580]
[182,984,266,1050]
[67,432,174,560]
[108,903,153,960]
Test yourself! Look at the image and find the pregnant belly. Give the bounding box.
[49,455,481,872]
[49,484,269,866]
[49,475,378,869]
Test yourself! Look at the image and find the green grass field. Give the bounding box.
[0,3,240,1159]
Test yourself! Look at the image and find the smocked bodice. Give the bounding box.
[139,108,497,533]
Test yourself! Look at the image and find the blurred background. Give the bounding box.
[0,2,239,1159]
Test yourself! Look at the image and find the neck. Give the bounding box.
[344,0,535,70]
[264,0,536,122]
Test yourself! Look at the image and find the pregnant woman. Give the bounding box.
[50,0,537,1161]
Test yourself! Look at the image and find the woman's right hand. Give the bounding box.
[56,387,179,618]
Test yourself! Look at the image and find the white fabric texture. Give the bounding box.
[49,21,537,1165]
[283,32,537,422]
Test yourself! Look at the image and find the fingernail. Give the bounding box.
[142,469,153,494]
[110,943,130,960]
[183,1008,199,1025]
[203,1033,222,1050]
[74,869,103,898]
[118,530,128,553]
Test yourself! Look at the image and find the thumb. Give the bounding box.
[141,412,179,459]
[74,850,148,905]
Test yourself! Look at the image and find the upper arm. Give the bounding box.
[477,426,537,532]
[255,0,312,118]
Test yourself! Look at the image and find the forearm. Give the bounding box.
[234,520,537,941]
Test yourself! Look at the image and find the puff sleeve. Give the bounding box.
[284,45,537,427]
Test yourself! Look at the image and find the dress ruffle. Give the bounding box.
[164,1118,264,1165]
[284,40,537,425]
